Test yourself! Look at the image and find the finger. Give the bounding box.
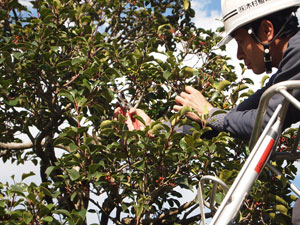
[175,95,185,105]
[185,86,197,94]
[127,108,151,128]
[180,91,190,99]
[132,118,141,130]
[126,121,135,131]
[129,108,145,119]
[114,107,121,113]
[173,105,182,112]
[125,112,135,131]
[135,109,152,126]
[113,107,122,119]
[186,112,201,123]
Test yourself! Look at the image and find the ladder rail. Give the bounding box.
[198,176,229,225]
[249,80,300,149]
[209,104,286,225]
[198,81,300,225]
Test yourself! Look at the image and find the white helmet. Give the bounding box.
[218,0,300,46]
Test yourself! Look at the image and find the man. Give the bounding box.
[175,0,300,140]
[125,0,300,139]
[117,0,300,223]
[176,2,300,223]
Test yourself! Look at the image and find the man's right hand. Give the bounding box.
[113,107,152,131]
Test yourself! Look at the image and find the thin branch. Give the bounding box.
[133,88,145,109]
[180,212,213,225]
[161,201,195,218]
[183,204,199,219]
[89,198,123,225]
[63,73,80,87]
[0,141,69,152]
[152,201,196,224]
[0,142,34,150]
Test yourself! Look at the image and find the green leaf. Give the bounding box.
[45,166,57,177]
[216,80,231,92]
[40,186,53,197]
[100,120,113,129]
[211,109,227,117]
[134,203,144,218]
[21,171,35,181]
[183,0,190,10]
[67,168,80,181]
[267,193,288,206]
[58,90,74,103]
[77,208,87,220]
[54,136,73,146]
[69,143,78,152]
[88,209,97,213]
[152,124,164,134]
[209,144,216,152]
[71,192,77,201]
[134,160,145,171]
[71,56,87,66]
[43,15,56,24]
[180,105,192,116]
[23,213,33,223]
[275,204,288,215]
[42,216,53,222]
[182,67,198,77]
[177,176,189,188]
[158,24,172,33]
[89,164,101,174]
[57,60,71,68]
[179,137,187,150]
[53,209,71,217]
[7,97,19,106]
[215,192,225,204]
[50,46,60,52]
[10,184,24,196]
[261,75,270,87]
[163,71,172,80]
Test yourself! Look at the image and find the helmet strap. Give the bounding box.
[247,12,295,74]
[248,28,273,73]
[263,46,272,74]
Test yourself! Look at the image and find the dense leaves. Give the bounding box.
[0,0,298,224]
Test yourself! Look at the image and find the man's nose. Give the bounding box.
[236,45,244,60]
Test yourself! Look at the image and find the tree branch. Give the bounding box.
[151,201,196,224]
[0,141,69,152]
[0,142,35,150]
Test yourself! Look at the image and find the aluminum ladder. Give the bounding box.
[198,81,300,225]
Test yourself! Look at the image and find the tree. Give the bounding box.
[0,0,298,224]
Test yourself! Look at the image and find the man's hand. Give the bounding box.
[114,107,152,131]
[173,86,213,122]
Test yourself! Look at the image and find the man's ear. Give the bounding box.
[259,20,274,43]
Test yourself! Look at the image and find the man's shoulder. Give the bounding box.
[274,29,300,83]
[288,28,300,48]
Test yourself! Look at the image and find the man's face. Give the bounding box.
[233,28,266,74]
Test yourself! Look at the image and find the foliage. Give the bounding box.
[0,0,298,224]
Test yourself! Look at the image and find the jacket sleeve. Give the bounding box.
[219,81,270,139]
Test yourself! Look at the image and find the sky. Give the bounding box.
[2,0,300,224]
[191,0,222,31]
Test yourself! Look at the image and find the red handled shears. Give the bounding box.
[117,101,140,130]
